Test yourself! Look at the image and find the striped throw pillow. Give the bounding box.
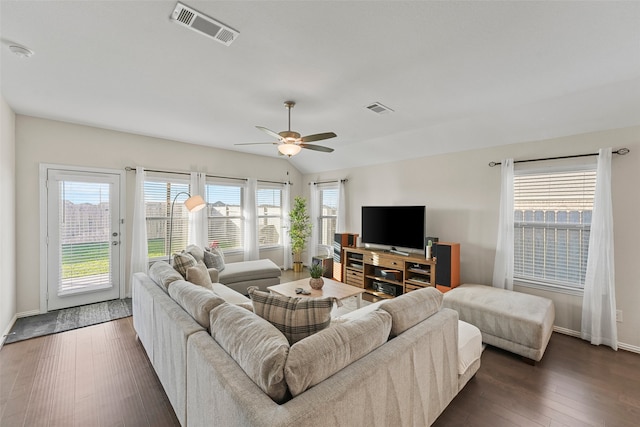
[248,287,335,344]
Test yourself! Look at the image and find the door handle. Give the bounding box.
[112,241,119,246]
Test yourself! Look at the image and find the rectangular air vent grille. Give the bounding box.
[171,2,239,47]
[366,102,394,114]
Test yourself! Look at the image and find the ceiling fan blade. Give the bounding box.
[300,143,334,153]
[256,126,282,140]
[300,132,337,143]
[234,142,277,146]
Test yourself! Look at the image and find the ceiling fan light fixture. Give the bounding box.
[278,143,302,157]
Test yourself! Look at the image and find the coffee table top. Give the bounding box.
[268,278,365,301]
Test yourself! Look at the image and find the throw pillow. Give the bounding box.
[203,247,225,272]
[209,303,290,403]
[186,261,214,290]
[284,309,392,396]
[380,286,443,337]
[248,287,334,344]
[173,251,197,278]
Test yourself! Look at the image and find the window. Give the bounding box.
[205,180,243,252]
[257,185,283,248]
[144,175,190,260]
[318,184,338,247]
[513,167,596,291]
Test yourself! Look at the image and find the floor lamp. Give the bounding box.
[168,192,206,264]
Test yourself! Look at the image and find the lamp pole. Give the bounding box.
[168,191,191,264]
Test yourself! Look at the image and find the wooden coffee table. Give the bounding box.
[268,278,365,308]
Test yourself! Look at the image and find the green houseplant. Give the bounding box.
[289,196,312,272]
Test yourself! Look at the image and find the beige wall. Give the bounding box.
[303,126,640,350]
[15,115,303,314]
[0,96,16,340]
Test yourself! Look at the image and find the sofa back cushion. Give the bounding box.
[168,280,225,329]
[284,309,392,397]
[185,261,214,290]
[209,303,290,403]
[148,261,184,293]
[185,244,205,263]
[380,287,443,337]
[248,287,334,344]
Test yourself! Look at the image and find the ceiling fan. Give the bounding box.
[235,101,336,157]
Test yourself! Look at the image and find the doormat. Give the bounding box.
[3,298,132,345]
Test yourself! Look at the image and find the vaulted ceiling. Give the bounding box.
[2,1,639,173]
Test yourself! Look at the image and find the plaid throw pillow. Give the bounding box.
[248,287,335,344]
[173,251,197,278]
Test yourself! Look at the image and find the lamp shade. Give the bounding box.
[278,143,302,157]
[184,195,206,212]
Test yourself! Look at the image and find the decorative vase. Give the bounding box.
[309,277,324,290]
[293,261,304,273]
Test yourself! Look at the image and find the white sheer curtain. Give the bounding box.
[189,172,207,248]
[492,158,514,290]
[243,178,259,261]
[282,182,293,270]
[130,167,148,289]
[336,179,347,234]
[308,183,319,266]
[581,148,617,350]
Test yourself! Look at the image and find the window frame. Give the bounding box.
[205,178,245,255]
[143,173,191,263]
[256,183,285,250]
[512,164,596,296]
[317,183,339,248]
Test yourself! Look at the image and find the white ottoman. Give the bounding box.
[443,284,555,363]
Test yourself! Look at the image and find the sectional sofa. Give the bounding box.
[132,261,482,427]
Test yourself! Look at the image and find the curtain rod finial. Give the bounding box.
[489,161,498,167]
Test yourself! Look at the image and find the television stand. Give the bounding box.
[342,247,438,298]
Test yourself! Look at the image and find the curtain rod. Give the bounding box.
[125,166,291,185]
[309,179,348,185]
[488,148,630,167]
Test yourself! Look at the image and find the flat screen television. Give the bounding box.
[361,206,425,251]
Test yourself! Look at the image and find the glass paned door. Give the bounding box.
[46,169,121,310]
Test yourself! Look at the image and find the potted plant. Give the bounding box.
[289,196,312,272]
[309,262,325,289]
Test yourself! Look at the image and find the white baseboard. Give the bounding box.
[553,325,640,354]
[1,313,18,349]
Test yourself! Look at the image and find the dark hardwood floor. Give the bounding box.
[2,316,638,426]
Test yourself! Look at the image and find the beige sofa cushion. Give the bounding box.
[148,261,183,293]
[248,287,334,344]
[285,309,392,397]
[209,303,290,403]
[210,283,250,304]
[219,259,280,284]
[380,287,443,337]
[168,280,225,329]
[186,261,214,290]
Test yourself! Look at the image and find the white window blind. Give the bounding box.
[144,176,190,259]
[58,180,112,291]
[205,181,243,252]
[513,167,596,289]
[257,185,283,247]
[318,185,338,247]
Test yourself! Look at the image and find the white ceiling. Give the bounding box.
[2,1,639,174]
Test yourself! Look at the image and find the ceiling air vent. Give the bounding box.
[170,2,239,46]
[365,102,394,114]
